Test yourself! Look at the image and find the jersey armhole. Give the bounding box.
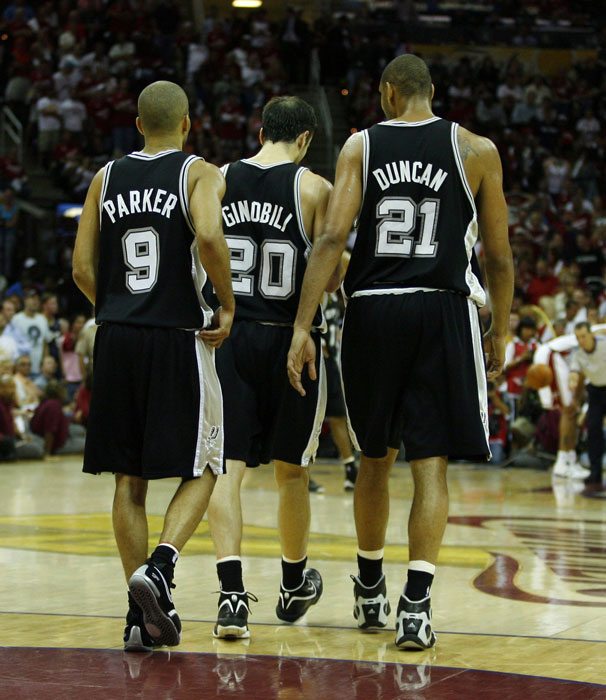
[179,155,205,235]
[450,123,477,217]
[99,161,114,228]
[294,167,313,249]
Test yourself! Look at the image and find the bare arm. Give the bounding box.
[472,136,514,378]
[72,168,104,305]
[300,172,341,292]
[287,133,363,395]
[189,161,235,347]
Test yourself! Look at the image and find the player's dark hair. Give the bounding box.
[516,316,537,336]
[262,96,317,144]
[575,321,591,332]
[381,54,432,100]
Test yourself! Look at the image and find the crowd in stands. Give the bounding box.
[0,1,604,467]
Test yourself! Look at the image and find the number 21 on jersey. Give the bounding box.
[376,197,440,258]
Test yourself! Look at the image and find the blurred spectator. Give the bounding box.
[60,313,85,402]
[487,378,510,464]
[40,292,62,376]
[75,313,97,376]
[13,355,40,411]
[0,374,44,461]
[34,355,58,392]
[30,380,86,455]
[526,258,560,306]
[0,313,19,366]
[12,290,51,376]
[1,299,30,357]
[504,316,539,409]
[35,87,62,165]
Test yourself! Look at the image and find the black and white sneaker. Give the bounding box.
[395,594,436,650]
[344,460,358,491]
[123,598,158,652]
[128,561,182,647]
[276,568,323,623]
[351,573,391,629]
[213,590,258,639]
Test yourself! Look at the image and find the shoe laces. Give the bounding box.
[214,590,259,612]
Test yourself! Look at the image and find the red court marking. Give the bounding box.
[1,647,605,700]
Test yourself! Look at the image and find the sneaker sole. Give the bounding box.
[344,480,355,491]
[129,574,181,647]
[396,633,437,650]
[213,624,250,640]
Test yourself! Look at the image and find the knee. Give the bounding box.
[115,474,147,506]
[275,462,309,488]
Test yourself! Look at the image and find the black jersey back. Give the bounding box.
[344,117,485,306]
[217,159,323,328]
[95,149,212,329]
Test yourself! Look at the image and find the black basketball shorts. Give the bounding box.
[83,323,224,479]
[216,321,326,467]
[324,354,346,418]
[340,291,490,461]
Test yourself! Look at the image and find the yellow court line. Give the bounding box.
[0,514,490,567]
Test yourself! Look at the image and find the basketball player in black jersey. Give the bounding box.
[205,96,340,639]
[288,55,513,649]
[72,81,234,652]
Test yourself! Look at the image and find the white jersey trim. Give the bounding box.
[378,117,442,127]
[451,123,485,308]
[193,337,225,477]
[179,154,204,235]
[467,298,491,460]
[351,286,450,297]
[294,166,312,249]
[99,161,114,228]
[300,354,327,467]
[220,163,230,177]
[127,149,180,160]
[339,305,361,452]
[240,158,292,169]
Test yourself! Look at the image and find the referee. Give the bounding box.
[570,322,606,485]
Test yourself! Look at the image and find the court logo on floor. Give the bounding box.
[448,515,606,607]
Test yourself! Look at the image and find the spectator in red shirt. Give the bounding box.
[73,370,91,428]
[0,374,44,460]
[30,380,85,455]
[526,258,560,305]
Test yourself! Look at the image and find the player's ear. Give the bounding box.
[183,114,191,133]
[431,83,435,100]
[258,127,265,146]
[135,116,144,136]
[297,130,310,150]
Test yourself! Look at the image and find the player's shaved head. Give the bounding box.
[381,54,432,100]
[138,81,189,135]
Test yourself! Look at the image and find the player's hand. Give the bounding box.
[287,327,316,397]
[199,306,233,348]
[484,327,506,379]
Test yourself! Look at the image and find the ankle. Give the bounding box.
[281,555,306,590]
[405,560,435,601]
[357,549,383,587]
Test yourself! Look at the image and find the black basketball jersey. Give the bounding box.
[95,149,213,329]
[216,159,323,328]
[343,117,485,306]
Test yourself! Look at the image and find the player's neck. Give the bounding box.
[140,137,182,155]
[249,142,298,165]
[389,98,435,124]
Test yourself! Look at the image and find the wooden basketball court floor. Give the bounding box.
[2,456,606,699]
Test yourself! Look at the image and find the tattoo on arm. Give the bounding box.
[459,135,480,161]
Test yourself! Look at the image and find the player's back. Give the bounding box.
[344,117,485,306]
[95,149,212,329]
[220,159,322,327]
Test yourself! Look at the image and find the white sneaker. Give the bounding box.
[552,455,570,478]
[567,462,591,479]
